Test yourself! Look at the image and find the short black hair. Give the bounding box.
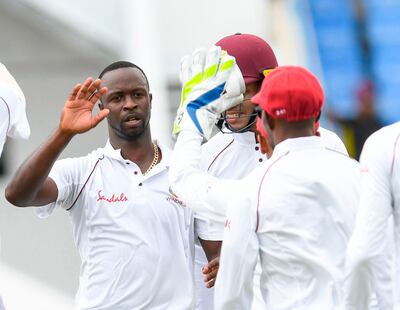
[98,61,149,89]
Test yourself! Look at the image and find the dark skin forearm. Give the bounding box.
[199,239,221,262]
[199,239,222,288]
[5,128,74,207]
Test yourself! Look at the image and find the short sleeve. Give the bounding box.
[318,127,348,155]
[35,156,92,218]
[0,79,30,141]
[0,101,8,156]
[194,211,225,241]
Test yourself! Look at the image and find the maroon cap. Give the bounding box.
[252,66,324,121]
[216,33,278,84]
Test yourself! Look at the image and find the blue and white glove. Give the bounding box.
[172,46,245,140]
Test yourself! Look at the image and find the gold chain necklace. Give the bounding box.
[143,143,159,175]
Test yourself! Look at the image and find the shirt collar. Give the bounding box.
[102,139,171,168]
[232,131,258,146]
[272,136,324,157]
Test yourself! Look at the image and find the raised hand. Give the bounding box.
[59,78,109,135]
[172,46,245,140]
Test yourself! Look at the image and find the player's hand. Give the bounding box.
[202,256,220,288]
[172,46,245,140]
[59,78,109,135]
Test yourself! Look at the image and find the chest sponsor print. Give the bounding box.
[96,189,128,204]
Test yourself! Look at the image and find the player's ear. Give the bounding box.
[257,131,273,158]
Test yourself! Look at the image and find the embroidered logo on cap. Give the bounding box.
[275,108,286,116]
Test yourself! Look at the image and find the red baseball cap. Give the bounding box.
[216,33,278,84]
[252,66,324,121]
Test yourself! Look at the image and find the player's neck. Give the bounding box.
[110,130,155,165]
[274,129,314,145]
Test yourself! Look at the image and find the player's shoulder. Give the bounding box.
[318,126,338,139]
[360,122,400,162]
[201,132,234,162]
[56,147,103,168]
[202,132,234,151]
[318,126,348,155]
[364,122,400,151]
[366,122,400,145]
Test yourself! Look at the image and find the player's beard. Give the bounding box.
[110,114,151,141]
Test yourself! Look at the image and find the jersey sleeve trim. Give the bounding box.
[0,95,11,133]
[207,138,234,171]
[66,154,104,211]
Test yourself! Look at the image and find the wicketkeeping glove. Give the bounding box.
[172,46,245,140]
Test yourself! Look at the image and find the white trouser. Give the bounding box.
[194,244,268,309]
[0,295,6,310]
[194,244,214,310]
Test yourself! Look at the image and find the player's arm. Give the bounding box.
[214,195,258,310]
[199,239,221,262]
[170,46,244,216]
[344,132,393,309]
[199,238,221,288]
[5,78,108,207]
[0,62,30,156]
[171,130,240,219]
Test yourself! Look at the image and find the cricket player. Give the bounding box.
[344,122,400,310]
[191,33,278,310]
[5,61,223,309]
[0,63,30,156]
[0,62,30,310]
[170,56,362,308]
[175,34,348,309]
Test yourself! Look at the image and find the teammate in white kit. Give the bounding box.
[192,33,278,310]
[170,61,361,309]
[0,63,30,157]
[181,34,348,310]
[5,62,201,310]
[345,122,400,310]
[0,62,30,310]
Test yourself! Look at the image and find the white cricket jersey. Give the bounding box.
[318,127,348,154]
[0,82,30,156]
[0,64,30,310]
[171,128,349,310]
[195,131,265,310]
[36,141,196,310]
[215,136,360,310]
[196,127,347,239]
[345,122,400,310]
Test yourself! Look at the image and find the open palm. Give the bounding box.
[60,78,109,134]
